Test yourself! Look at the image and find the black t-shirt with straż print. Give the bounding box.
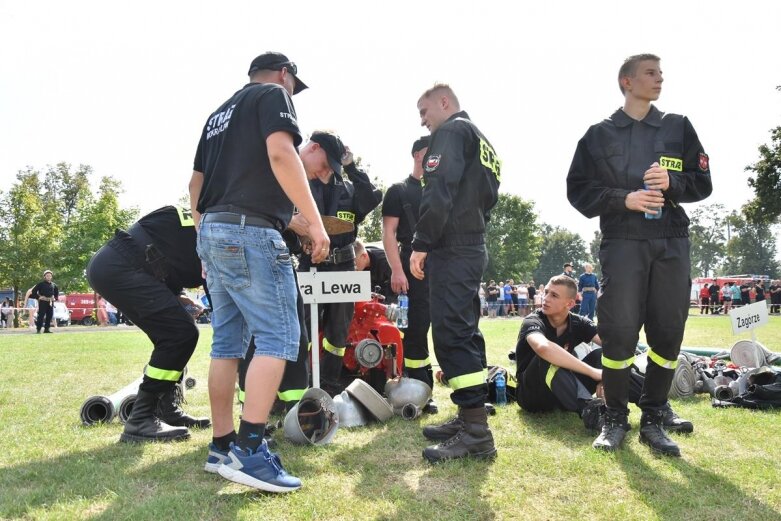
[194,82,302,228]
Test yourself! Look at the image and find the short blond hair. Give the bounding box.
[418,83,460,110]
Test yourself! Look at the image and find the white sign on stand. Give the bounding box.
[298,269,371,388]
[728,300,769,340]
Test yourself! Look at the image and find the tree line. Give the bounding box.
[0,163,138,305]
[1,115,778,303]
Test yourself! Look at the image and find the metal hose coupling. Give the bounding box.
[393,403,422,420]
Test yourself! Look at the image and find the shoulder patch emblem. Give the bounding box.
[424,154,441,173]
[698,153,709,172]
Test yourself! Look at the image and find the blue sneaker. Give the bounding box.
[204,443,231,474]
[217,441,302,493]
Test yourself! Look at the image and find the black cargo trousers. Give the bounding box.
[400,244,433,389]
[86,226,199,394]
[517,348,644,413]
[598,237,690,413]
[427,243,488,408]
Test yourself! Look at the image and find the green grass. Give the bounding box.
[1,315,780,520]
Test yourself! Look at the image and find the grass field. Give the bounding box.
[1,313,780,520]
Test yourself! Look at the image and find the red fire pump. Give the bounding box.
[340,293,404,394]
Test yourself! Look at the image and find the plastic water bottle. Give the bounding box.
[397,293,408,329]
[495,372,507,406]
[644,184,663,220]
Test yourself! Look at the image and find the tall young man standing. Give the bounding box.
[567,54,712,456]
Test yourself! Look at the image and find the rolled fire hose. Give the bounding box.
[80,376,143,426]
[668,355,697,398]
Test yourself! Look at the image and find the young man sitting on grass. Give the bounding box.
[513,276,692,438]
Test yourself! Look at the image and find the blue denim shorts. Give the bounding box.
[197,217,299,361]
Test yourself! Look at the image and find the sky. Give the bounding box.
[1,1,780,248]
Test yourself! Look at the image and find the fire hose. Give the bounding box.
[80,366,196,425]
[80,376,143,425]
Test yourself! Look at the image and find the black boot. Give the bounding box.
[320,352,345,396]
[156,387,211,428]
[422,406,496,463]
[120,390,190,443]
[580,398,605,433]
[639,409,681,457]
[661,403,693,434]
[592,408,630,452]
[422,398,439,415]
[422,412,464,441]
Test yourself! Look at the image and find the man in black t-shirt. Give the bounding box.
[381,136,437,412]
[30,270,58,333]
[189,52,329,493]
[87,206,210,443]
[514,275,691,434]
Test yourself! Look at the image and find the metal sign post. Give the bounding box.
[299,268,371,389]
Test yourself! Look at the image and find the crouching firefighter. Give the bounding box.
[87,205,210,443]
[514,276,692,435]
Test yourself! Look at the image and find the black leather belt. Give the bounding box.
[321,244,356,265]
[203,212,278,230]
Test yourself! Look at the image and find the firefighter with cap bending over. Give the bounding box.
[30,269,58,333]
[296,131,382,396]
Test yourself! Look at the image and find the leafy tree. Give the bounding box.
[484,194,541,282]
[744,87,781,225]
[532,224,589,286]
[688,203,727,278]
[721,212,779,277]
[0,165,137,297]
[57,177,138,291]
[0,170,51,305]
[42,162,93,227]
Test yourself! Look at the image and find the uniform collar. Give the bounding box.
[611,105,662,128]
[448,110,470,123]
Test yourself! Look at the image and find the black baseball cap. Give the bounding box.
[247,52,308,95]
[411,136,430,155]
[310,131,346,175]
